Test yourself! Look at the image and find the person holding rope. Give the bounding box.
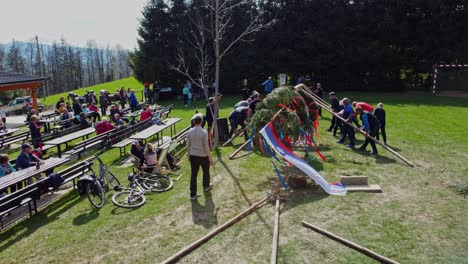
[187,114,214,201]
[355,106,380,155]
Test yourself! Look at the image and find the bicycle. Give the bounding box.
[111,172,147,208]
[137,168,173,193]
[84,157,122,209]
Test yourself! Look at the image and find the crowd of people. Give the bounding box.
[326,92,387,155]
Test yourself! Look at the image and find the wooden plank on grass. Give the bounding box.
[345,184,382,193]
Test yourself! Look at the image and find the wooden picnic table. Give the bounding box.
[38,119,54,134]
[0,157,69,191]
[130,117,181,144]
[44,127,96,157]
[0,128,20,137]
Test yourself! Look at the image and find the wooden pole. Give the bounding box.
[297,86,414,167]
[271,198,280,264]
[222,131,245,147]
[228,139,251,160]
[302,221,400,264]
[162,197,269,264]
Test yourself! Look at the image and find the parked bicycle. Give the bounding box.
[80,157,122,209]
[111,169,174,208]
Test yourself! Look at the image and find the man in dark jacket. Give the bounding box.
[327,92,342,136]
[356,106,380,155]
[374,103,387,145]
[16,143,44,170]
[228,106,249,140]
[72,98,82,116]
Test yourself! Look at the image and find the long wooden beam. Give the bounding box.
[271,198,281,264]
[228,139,251,160]
[296,85,414,167]
[302,221,400,264]
[222,131,245,147]
[162,197,269,264]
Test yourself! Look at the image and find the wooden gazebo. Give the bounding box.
[0,71,49,110]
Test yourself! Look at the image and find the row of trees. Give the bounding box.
[0,38,132,98]
[131,0,467,92]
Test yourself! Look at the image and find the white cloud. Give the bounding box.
[0,0,147,50]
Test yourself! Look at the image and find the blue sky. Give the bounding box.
[0,0,147,50]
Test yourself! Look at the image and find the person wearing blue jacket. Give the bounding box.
[0,154,15,197]
[261,77,274,93]
[356,106,380,155]
[128,90,139,112]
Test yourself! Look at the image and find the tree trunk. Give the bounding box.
[213,0,220,149]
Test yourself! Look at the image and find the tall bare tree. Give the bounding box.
[171,0,275,148]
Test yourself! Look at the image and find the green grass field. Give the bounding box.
[0,78,467,263]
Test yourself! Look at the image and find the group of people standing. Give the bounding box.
[143,81,160,105]
[327,92,387,155]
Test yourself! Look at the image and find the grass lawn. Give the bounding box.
[0,80,467,263]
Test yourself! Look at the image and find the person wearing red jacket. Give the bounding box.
[95,118,115,135]
[352,101,374,113]
[140,105,153,122]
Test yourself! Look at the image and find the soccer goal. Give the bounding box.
[432,64,468,93]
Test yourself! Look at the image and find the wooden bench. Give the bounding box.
[64,132,111,159]
[110,121,153,156]
[0,157,94,229]
[0,131,30,149]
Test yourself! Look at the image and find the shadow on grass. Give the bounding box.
[0,191,83,252]
[72,209,99,226]
[353,148,398,164]
[281,187,329,213]
[191,192,218,229]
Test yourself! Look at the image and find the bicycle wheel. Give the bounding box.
[86,180,105,209]
[105,169,122,190]
[112,191,146,208]
[141,175,173,192]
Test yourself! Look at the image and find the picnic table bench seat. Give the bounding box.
[0,131,30,149]
[0,157,94,229]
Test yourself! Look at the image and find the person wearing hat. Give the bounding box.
[327,92,342,136]
[16,143,44,171]
[187,115,214,201]
[355,106,380,155]
[374,102,387,144]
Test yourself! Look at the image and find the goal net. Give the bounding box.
[433,64,468,93]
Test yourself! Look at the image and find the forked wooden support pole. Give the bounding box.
[296,85,414,167]
[162,197,269,264]
[302,221,400,264]
[271,198,281,264]
[228,139,251,160]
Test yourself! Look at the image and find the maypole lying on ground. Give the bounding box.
[295,84,414,167]
[162,197,269,264]
[302,221,400,264]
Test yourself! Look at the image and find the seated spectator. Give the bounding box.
[79,112,94,129]
[73,97,83,116]
[144,143,159,173]
[59,109,74,128]
[114,114,125,127]
[130,140,145,167]
[65,101,72,112]
[109,105,118,122]
[140,105,153,122]
[82,104,90,114]
[0,154,15,197]
[57,103,65,114]
[16,143,44,170]
[95,118,115,135]
[88,101,101,121]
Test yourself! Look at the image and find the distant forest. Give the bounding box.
[131,0,467,93]
[0,38,132,98]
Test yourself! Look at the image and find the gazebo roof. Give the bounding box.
[0,71,49,86]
